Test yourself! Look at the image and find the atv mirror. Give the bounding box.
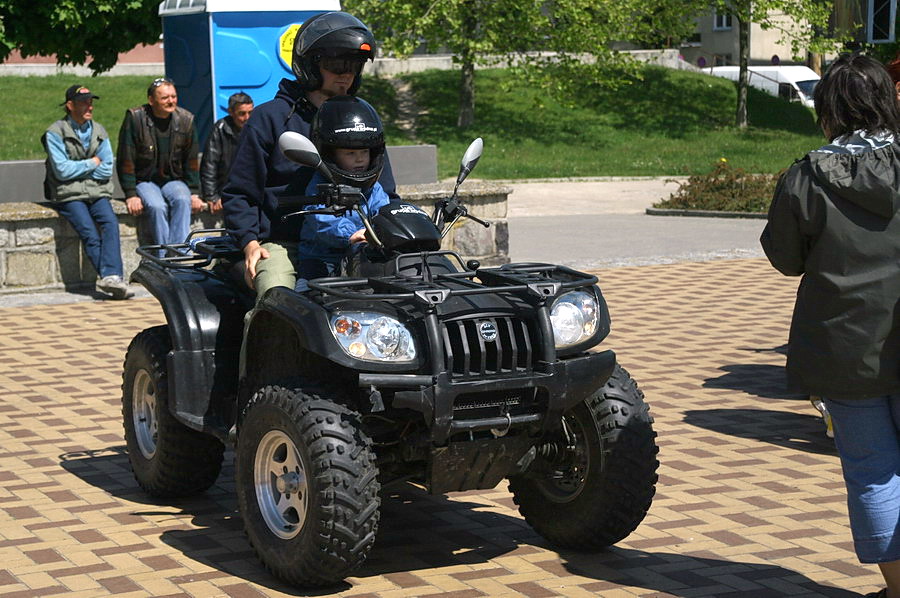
[456,137,483,186]
[278,132,334,182]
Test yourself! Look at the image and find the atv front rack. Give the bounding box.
[135,232,599,306]
[308,250,598,307]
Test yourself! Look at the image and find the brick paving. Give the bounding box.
[0,258,884,597]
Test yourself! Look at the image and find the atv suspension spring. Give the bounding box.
[536,441,565,463]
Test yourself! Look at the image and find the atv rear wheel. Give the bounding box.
[235,384,380,587]
[508,364,658,549]
[122,326,225,497]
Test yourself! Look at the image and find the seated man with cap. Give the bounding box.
[41,84,132,299]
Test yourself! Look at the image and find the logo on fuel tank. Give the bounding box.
[479,321,498,342]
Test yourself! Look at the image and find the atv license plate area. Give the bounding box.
[451,388,539,421]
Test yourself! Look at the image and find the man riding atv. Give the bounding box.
[222,10,399,299]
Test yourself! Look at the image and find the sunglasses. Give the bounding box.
[318,56,365,75]
[147,77,175,95]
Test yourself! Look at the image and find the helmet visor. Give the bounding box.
[319,56,366,75]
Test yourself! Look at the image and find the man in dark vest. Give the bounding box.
[42,84,132,299]
[117,77,204,247]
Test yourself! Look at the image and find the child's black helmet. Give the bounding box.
[311,95,385,190]
[291,12,375,94]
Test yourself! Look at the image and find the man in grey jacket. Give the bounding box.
[42,84,132,299]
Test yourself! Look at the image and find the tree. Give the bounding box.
[0,1,161,74]
[706,0,843,128]
[345,0,702,128]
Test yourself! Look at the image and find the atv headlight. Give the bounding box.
[550,291,600,349]
[330,312,416,362]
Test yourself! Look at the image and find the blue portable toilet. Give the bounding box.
[157,0,340,145]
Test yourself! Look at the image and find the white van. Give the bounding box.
[707,65,820,108]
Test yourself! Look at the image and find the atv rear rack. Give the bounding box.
[308,251,598,306]
[136,229,244,268]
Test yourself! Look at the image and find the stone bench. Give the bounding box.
[0,182,510,294]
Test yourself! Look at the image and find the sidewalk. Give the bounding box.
[504,176,684,216]
[505,177,766,270]
[0,257,877,597]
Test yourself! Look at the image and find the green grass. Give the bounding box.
[0,73,405,161]
[0,66,825,180]
[0,74,164,160]
[403,66,825,179]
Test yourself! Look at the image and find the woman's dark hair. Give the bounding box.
[814,53,900,139]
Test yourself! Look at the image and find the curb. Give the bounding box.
[489,176,682,184]
[645,207,767,219]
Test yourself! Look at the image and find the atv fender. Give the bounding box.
[132,261,250,434]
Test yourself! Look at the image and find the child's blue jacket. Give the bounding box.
[299,172,391,265]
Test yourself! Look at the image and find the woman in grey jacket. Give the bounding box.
[761,53,900,598]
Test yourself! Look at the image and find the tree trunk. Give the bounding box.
[736,16,750,129]
[458,59,475,128]
[457,10,476,128]
[807,51,822,76]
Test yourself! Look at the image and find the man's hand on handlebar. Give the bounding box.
[243,240,269,289]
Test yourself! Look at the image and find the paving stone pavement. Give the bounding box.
[0,258,883,597]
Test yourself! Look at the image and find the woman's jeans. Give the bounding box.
[824,394,900,563]
[55,197,123,279]
[136,180,191,245]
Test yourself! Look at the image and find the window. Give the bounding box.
[868,0,896,43]
[713,12,733,31]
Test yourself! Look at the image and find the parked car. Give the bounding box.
[707,65,819,108]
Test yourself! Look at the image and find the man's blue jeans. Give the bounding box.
[136,180,191,245]
[824,394,900,563]
[55,197,123,279]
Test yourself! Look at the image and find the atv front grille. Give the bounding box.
[441,317,534,378]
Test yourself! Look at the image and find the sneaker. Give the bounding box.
[97,275,134,300]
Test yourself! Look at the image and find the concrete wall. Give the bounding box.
[0,145,437,204]
[0,181,509,294]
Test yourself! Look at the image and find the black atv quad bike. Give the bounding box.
[121,134,659,587]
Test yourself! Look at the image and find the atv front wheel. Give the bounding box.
[122,326,225,497]
[508,364,658,549]
[235,384,380,587]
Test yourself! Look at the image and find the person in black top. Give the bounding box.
[200,92,253,214]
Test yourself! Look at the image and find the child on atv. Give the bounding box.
[294,95,391,292]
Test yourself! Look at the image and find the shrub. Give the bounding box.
[653,160,782,213]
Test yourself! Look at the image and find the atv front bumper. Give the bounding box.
[358,349,616,444]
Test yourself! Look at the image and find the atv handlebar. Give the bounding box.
[434,197,491,238]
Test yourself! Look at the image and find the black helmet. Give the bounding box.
[311,95,385,190]
[292,11,376,94]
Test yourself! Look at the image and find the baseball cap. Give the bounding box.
[60,85,99,106]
